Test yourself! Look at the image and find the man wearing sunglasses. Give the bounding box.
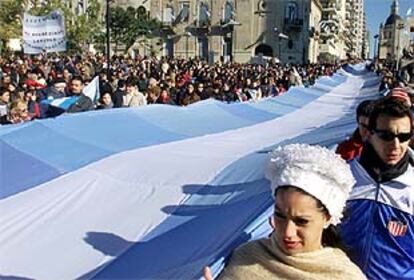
[340,98,414,280]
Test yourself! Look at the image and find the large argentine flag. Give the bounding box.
[0,65,380,280]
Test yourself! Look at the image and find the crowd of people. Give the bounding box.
[0,53,341,125]
[204,87,414,280]
[1,52,413,279]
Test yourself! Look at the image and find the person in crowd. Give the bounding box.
[98,70,113,97]
[8,100,32,124]
[96,92,114,110]
[340,98,414,280]
[379,72,394,92]
[1,72,12,89]
[204,144,366,280]
[223,82,238,103]
[336,99,375,160]
[0,54,344,124]
[196,82,209,100]
[123,78,147,107]
[146,86,161,105]
[66,76,95,113]
[38,78,67,101]
[156,88,175,105]
[246,78,262,101]
[25,90,41,119]
[289,67,303,87]
[277,82,287,95]
[0,88,11,124]
[112,79,126,108]
[164,78,179,105]
[267,77,279,97]
[181,82,200,106]
[62,68,72,84]
[386,87,412,108]
[137,72,148,93]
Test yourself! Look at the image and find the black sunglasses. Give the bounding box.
[373,129,412,142]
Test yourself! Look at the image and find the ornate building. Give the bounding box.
[378,0,410,63]
[69,0,367,63]
[150,0,323,64]
[318,0,345,62]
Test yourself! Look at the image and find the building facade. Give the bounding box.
[345,0,365,58]
[149,0,325,64]
[378,0,411,63]
[16,0,368,63]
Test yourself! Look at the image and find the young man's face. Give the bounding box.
[369,115,412,166]
[70,80,84,95]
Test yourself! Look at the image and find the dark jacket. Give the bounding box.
[67,94,94,113]
[112,89,125,108]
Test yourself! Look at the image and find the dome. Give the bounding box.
[385,14,403,25]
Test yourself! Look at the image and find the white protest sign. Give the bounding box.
[23,10,66,54]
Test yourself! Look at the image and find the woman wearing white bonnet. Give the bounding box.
[204,144,366,280]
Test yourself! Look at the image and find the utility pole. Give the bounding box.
[106,0,110,77]
[396,23,405,71]
[373,34,379,60]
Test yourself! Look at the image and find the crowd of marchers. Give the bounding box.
[0,53,341,125]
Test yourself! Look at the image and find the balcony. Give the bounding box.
[323,5,339,13]
[319,41,337,55]
[284,18,303,30]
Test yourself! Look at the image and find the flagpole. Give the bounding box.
[106,0,110,77]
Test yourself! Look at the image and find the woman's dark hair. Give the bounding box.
[356,99,375,121]
[275,185,343,249]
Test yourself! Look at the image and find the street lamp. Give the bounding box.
[278,32,289,63]
[183,31,192,59]
[373,34,379,60]
[106,0,111,77]
[222,19,241,62]
[396,23,405,71]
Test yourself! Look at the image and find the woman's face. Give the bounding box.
[1,91,10,103]
[102,93,112,105]
[271,187,329,255]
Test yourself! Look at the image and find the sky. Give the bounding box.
[365,0,413,57]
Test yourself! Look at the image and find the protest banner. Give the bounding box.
[23,10,66,54]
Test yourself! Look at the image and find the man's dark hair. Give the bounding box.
[125,77,137,87]
[117,79,126,88]
[71,75,84,84]
[368,98,413,132]
[356,99,374,121]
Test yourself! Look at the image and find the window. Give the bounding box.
[258,0,267,11]
[223,0,235,23]
[163,5,174,24]
[198,2,211,27]
[174,2,189,24]
[285,1,298,22]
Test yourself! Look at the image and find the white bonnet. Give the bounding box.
[265,144,355,225]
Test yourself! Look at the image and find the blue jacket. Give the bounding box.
[340,157,414,280]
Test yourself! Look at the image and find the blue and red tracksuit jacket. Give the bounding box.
[340,159,414,280]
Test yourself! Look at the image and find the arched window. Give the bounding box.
[174,2,189,24]
[198,2,211,27]
[257,0,267,12]
[163,5,174,24]
[223,0,235,23]
[285,1,298,22]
